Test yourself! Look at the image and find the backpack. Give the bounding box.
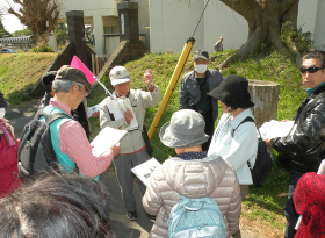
[17,111,72,179]
[232,116,274,186]
[168,196,226,238]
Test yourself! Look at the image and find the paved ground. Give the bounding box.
[6,100,255,238]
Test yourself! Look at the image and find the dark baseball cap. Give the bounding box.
[56,65,91,93]
[193,50,209,61]
[42,71,57,86]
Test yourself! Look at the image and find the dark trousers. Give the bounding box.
[196,110,214,151]
[284,172,303,238]
[113,149,148,211]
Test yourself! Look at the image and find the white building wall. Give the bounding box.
[59,0,323,54]
[59,0,150,53]
[297,0,318,49]
[203,0,247,53]
[93,12,104,55]
[150,0,204,53]
[150,0,247,54]
[314,0,325,50]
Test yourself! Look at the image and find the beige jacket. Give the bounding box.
[99,87,161,153]
[143,156,241,238]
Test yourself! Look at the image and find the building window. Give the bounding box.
[103,26,119,35]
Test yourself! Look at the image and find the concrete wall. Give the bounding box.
[150,0,204,53]
[295,0,325,50]
[59,0,150,54]
[149,0,247,54]
[105,35,120,56]
[59,0,324,54]
[314,0,325,50]
[132,0,150,50]
[203,0,247,53]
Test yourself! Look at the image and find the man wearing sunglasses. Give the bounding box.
[264,50,325,238]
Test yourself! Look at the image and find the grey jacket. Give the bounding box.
[179,69,223,123]
[99,87,161,153]
[143,156,241,238]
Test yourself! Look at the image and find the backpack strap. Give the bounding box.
[35,111,72,124]
[231,116,255,137]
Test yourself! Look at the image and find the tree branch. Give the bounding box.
[220,0,260,22]
[279,0,299,16]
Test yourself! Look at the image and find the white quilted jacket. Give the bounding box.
[143,155,241,238]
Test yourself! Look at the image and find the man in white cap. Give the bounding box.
[99,66,161,220]
[214,36,224,52]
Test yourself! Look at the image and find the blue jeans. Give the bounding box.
[284,172,303,238]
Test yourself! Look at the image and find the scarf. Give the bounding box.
[178,151,208,160]
[306,82,325,96]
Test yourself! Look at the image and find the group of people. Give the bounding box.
[0,49,325,238]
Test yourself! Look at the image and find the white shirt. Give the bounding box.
[208,109,258,185]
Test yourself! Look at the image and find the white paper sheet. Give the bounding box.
[106,98,138,131]
[107,103,124,121]
[91,127,127,157]
[131,158,161,186]
[87,105,99,118]
[259,120,295,139]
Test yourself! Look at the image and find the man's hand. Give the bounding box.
[263,138,274,149]
[92,111,100,118]
[110,143,121,157]
[124,108,133,124]
[144,69,153,87]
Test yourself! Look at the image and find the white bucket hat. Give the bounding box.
[109,66,130,86]
[159,109,209,148]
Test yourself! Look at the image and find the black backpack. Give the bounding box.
[18,111,72,180]
[232,116,274,186]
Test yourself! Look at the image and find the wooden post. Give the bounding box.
[92,54,95,75]
[96,55,100,76]
[247,80,281,128]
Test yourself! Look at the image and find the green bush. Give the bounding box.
[281,21,312,54]
[32,44,54,52]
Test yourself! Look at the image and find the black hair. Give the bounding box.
[302,50,325,70]
[42,72,57,93]
[0,173,114,238]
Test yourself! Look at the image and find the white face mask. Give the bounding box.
[195,64,208,74]
[0,108,5,119]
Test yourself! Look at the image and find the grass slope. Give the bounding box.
[0,52,58,105]
[1,50,306,236]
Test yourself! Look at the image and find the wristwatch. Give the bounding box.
[269,138,275,147]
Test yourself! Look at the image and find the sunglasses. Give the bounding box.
[300,66,323,73]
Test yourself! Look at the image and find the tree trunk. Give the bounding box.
[219,0,299,69]
[247,80,281,128]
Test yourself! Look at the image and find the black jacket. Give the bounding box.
[275,85,325,174]
[179,70,223,125]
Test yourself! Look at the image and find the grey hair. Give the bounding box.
[52,80,84,93]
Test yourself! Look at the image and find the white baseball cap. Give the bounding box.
[109,66,130,86]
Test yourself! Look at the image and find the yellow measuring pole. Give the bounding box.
[148,37,195,140]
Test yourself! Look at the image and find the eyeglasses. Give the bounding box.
[300,66,323,73]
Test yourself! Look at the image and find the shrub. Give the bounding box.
[32,44,54,52]
[281,21,312,54]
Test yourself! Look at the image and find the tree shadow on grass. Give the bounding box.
[246,162,290,215]
[5,82,42,107]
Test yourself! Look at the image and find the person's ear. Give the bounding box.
[71,84,78,94]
